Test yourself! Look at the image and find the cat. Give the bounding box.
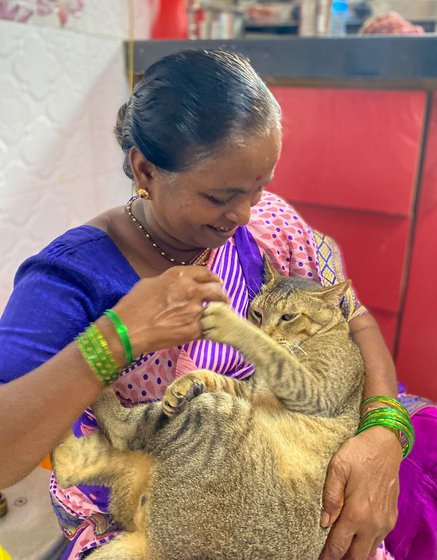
[52,256,364,560]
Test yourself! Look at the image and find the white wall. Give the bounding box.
[0,0,155,312]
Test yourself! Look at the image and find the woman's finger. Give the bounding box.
[368,537,386,559]
[321,455,349,528]
[196,281,229,303]
[318,520,355,560]
[342,532,374,560]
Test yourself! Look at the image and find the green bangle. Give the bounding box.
[360,395,409,417]
[104,308,134,365]
[357,406,415,459]
[76,324,118,386]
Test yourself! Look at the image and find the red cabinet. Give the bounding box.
[396,91,437,400]
[272,88,424,215]
[268,86,436,400]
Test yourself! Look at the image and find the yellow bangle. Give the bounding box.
[76,323,119,386]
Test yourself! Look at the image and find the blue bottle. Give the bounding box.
[329,0,349,36]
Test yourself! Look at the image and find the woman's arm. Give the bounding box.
[0,341,104,488]
[0,267,227,489]
[349,312,398,399]
[319,311,402,560]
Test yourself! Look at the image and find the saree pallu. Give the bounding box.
[385,395,437,559]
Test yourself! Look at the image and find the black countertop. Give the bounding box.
[127,36,437,88]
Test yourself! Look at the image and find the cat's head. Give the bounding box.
[248,255,351,348]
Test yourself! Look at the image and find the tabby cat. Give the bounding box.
[53,257,364,560]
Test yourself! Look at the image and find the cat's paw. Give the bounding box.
[162,375,205,416]
[201,302,241,343]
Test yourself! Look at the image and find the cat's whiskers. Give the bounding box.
[244,282,258,301]
[294,344,308,356]
[284,342,308,356]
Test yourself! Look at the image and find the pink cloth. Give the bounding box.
[360,11,425,35]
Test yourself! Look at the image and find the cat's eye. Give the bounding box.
[281,314,296,322]
[252,310,262,319]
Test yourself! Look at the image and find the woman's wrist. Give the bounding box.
[73,315,129,387]
[75,321,119,386]
[360,402,401,441]
[361,424,403,458]
[79,308,141,386]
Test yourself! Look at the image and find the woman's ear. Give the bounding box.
[129,147,156,187]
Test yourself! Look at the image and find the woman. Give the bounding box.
[0,49,433,560]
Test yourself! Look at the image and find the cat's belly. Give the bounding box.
[147,463,328,560]
[146,399,330,559]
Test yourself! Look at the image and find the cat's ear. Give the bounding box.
[263,254,280,285]
[318,280,351,304]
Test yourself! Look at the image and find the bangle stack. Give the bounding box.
[76,323,118,386]
[75,308,134,386]
[357,396,415,459]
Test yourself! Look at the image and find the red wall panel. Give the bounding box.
[267,85,433,399]
[396,93,437,401]
[270,87,425,215]
[288,204,412,314]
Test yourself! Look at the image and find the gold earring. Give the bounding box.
[137,188,150,200]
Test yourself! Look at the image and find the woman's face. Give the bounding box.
[139,128,282,252]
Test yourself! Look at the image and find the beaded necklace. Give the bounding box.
[126,197,211,266]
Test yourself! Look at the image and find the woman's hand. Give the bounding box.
[319,427,402,560]
[107,266,228,359]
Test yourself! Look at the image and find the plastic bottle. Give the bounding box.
[329,0,349,36]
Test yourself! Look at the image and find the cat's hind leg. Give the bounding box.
[52,431,156,531]
[52,430,116,488]
[162,369,252,416]
[85,530,149,560]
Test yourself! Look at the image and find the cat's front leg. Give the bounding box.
[162,369,251,416]
[201,302,247,344]
[202,303,317,411]
[162,371,207,416]
[202,302,290,369]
